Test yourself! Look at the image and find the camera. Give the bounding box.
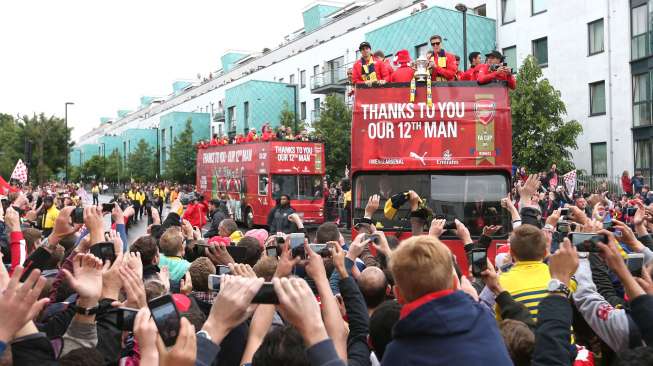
[569,233,608,252]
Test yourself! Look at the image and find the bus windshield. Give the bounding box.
[353,172,511,237]
[272,175,323,201]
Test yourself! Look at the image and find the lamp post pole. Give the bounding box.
[152,127,160,180]
[101,142,106,182]
[455,3,469,70]
[64,102,74,182]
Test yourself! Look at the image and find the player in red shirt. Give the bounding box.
[460,52,483,81]
[428,35,457,81]
[476,50,516,90]
[351,41,391,85]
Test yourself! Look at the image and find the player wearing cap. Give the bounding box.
[476,50,516,89]
[351,41,392,85]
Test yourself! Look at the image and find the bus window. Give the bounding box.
[271,175,324,200]
[258,175,269,195]
[352,172,510,237]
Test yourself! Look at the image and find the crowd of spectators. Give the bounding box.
[4,164,653,365]
[197,124,318,149]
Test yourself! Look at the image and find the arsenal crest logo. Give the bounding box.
[474,99,496,125]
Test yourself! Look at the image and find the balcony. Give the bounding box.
[310,64,350,94]
[213,111,225,122]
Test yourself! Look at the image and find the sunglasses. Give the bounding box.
[431,42,441,46]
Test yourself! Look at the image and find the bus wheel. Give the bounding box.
[245,207,254,228]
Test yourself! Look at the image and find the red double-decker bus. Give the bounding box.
[351,81,512,269]
[196,141,326,227]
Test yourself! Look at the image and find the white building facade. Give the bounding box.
[76,0,641,181]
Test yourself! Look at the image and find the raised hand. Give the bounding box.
[365,194,380,218]
[157,317,197,366]
[0,266,49,343]
[133,307,159,364]
[547,238,578,286]
[63,253,104,303]
[273,277,328,347]
[206,244,235,266]
[428,219,446,238]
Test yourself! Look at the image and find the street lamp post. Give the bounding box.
[101,142,106,182]
[455,3,469,71]
[64,102,74,182]
[152,126,160,180]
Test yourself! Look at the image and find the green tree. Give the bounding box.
[511,55,583,173]
[127,139,156,182]
[313,94,351,180]
[80,155,106,181]
[0,114,23,177]
[165,119,196,184]
[279,102,304,134]
[18,113,71,183]
[105,149,125,183]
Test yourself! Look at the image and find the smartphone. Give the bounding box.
[71,207,84,224]
[309,243,327,253]
[471,249,488,277]
[627,253,645,277]
[19,247,53,282]
[217,265,231,275]
[276,236,285,245]
[289,233,305,249]
[116,307,139,331]
[627,207,637,216]
[603,221,614,231]
[560,208,569,217]
[289,233,306,259]
[89,242,117,264]
[266,246,278,257]
[148,295,181,347]
[557,221,570,233]
[363,234,379,244]
[569,233,607,252]
[102,203,114,213]
[252,282,279,304]
[208,274,221,292]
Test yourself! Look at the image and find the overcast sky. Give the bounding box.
[0,0,309,139]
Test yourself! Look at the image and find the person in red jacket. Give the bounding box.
[183,195,207,228]
[351,41,390,85]
[235,134,245,144]
[460,52,482,81]
[428,35,457,81]
[390,49,415,83]
[209,134,219,146]
[261,125,275,141]
[476,50,516,89]
[246,128,258,142]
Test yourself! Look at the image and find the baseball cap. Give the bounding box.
[359,41,371,51]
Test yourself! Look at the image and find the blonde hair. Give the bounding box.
[389,235,453,302]
[159,228,183,256]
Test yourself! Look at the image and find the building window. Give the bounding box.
[502,46,517,72]
[531,0,546,15]
[415,43,429,58]
[289,74,295,84]
[258,174,269,195]
[300,101,307,120]
[633,72,652,127]
[279,77,284,83]
[313,65,319,76]
[501,0,515,24]
[244,101,250,130]
[313,98,321,121]
[588,19,604,55]
[161,147,167,166]
[632,5,649,60]
[473,4,486,16]
[532,37,548,67]
[300,70,306,88]
[589,81,606,116]
[228,106,236,130]
[635,139,652,182]
[590,142,607,176]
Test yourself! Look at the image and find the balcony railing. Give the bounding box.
[310,63,351,94]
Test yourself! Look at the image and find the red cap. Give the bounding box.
[396,49,411,65]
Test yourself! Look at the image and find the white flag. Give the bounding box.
[10,159,28,183]
[563,170,576,197]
